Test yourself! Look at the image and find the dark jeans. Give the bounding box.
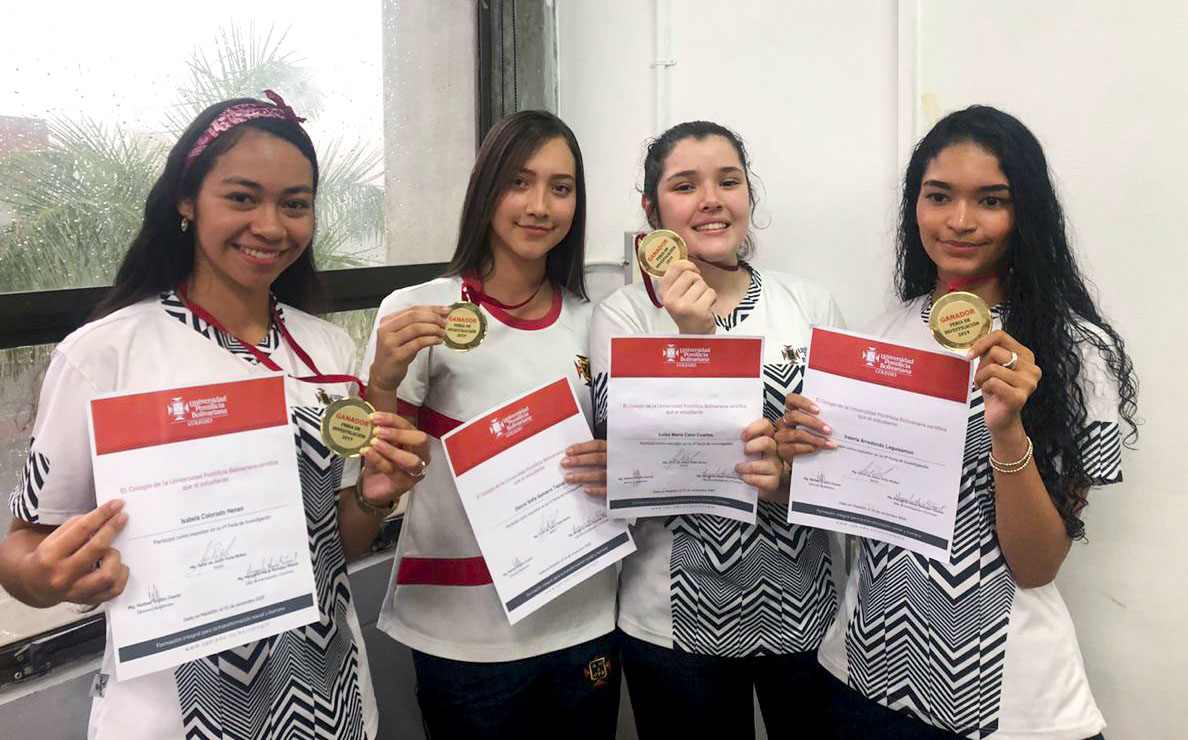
[824,669,1105,740]
[620,631,831,739]
[411,631,620,740]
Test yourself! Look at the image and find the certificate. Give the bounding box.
[607,336,764,524]
[88,374,319,680]
[442,378,635,624]
[787,328,973,560]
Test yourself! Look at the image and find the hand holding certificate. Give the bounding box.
[786,328,973,560]
[442,379,634,624]
[88,374,319,680]
[606,336,765,524]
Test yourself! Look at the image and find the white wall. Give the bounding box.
[560,1,1188,737]
[560,0,899,325]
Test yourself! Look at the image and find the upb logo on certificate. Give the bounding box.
[787,328,974,560]
[606,335,765,525]
[87,374,319,680]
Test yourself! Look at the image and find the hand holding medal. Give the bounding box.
[965,331,1041,437]
[353,411,432,516]
[369,305,451,393]
[635,230,718,334]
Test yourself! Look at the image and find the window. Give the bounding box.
[0,0,555,683]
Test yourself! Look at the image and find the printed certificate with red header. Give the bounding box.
[607,335,765,524]
[787,328,974,560]
[441,378,635,625]
[87,374,319,680]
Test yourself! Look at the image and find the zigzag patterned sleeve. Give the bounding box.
[10,350,101,524]
[1074,324,1125,487]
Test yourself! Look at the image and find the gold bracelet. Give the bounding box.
[353,474,399,518]
[989,436,1033,474]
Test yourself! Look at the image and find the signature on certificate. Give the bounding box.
[847,461,902,486]
[663,447,705,465]
[570,509,607,536]
[243,552,300,580]
[889,492,945,514]
[189,537,242,574]
[536,510,565,539]
[804,471,841,490]
[698,467,742,481]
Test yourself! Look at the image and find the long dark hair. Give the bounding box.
[444,110,587,299]
[897,105,1138,538]
[94,97,323,317]
[640,120,759,258]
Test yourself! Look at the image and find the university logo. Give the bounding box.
[663,343,678,362]
[862,346,879,367]
[574,355,592,386]
[583,655,612,687]
[489,418,505,437]
[166,393,229,426]
[167,396,189,422]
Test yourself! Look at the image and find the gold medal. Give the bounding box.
[443,301,487,352]
[321,396,376,458]
[930,291,992,351]
[636,229,688,278]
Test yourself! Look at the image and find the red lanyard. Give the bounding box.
[461,276,546,310]
[177,285,366,400]
[945,273,1003,295]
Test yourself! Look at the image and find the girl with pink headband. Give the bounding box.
[0,92,425,739]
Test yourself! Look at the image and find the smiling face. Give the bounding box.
[487,135,577,265]
[916,140,1015,288]
[178,127,315,300]
[646,134,750,264]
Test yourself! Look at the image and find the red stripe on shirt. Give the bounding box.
[419,405,464,439]
[396,556,493,586]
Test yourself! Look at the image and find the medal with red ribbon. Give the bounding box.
[176,284,375,457]
[929,274,998,352]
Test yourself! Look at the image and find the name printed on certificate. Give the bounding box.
[88,374,319,680]
[442,378,635,625]
[787,328,973,560]
[607,336,764,524]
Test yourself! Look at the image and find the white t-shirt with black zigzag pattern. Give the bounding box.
[10,293,377,740]
[818,296,1123,740]
[590,266,846,657]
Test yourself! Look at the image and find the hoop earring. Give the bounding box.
[180,217,189,233]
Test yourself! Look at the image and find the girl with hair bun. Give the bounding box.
[590,120,844,738]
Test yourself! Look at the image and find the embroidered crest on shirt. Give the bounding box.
[574,355,592,385]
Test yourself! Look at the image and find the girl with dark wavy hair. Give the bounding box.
[780,105,1136,739]
[0,93,428,739]
[361,110,620,738]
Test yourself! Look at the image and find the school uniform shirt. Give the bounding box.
[818,296,1123,740]
[590,264,845,656]
[361,275,617,663]
[9,291,377,740]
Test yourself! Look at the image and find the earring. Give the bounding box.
[180,217,189,233]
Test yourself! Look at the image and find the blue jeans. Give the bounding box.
[620,631,831,739]
[411,631,620,740]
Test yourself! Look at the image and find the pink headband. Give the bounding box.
[181,90,309,177]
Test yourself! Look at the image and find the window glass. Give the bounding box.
[0,2,386,296]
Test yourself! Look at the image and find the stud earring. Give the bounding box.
[180,217,189,232]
